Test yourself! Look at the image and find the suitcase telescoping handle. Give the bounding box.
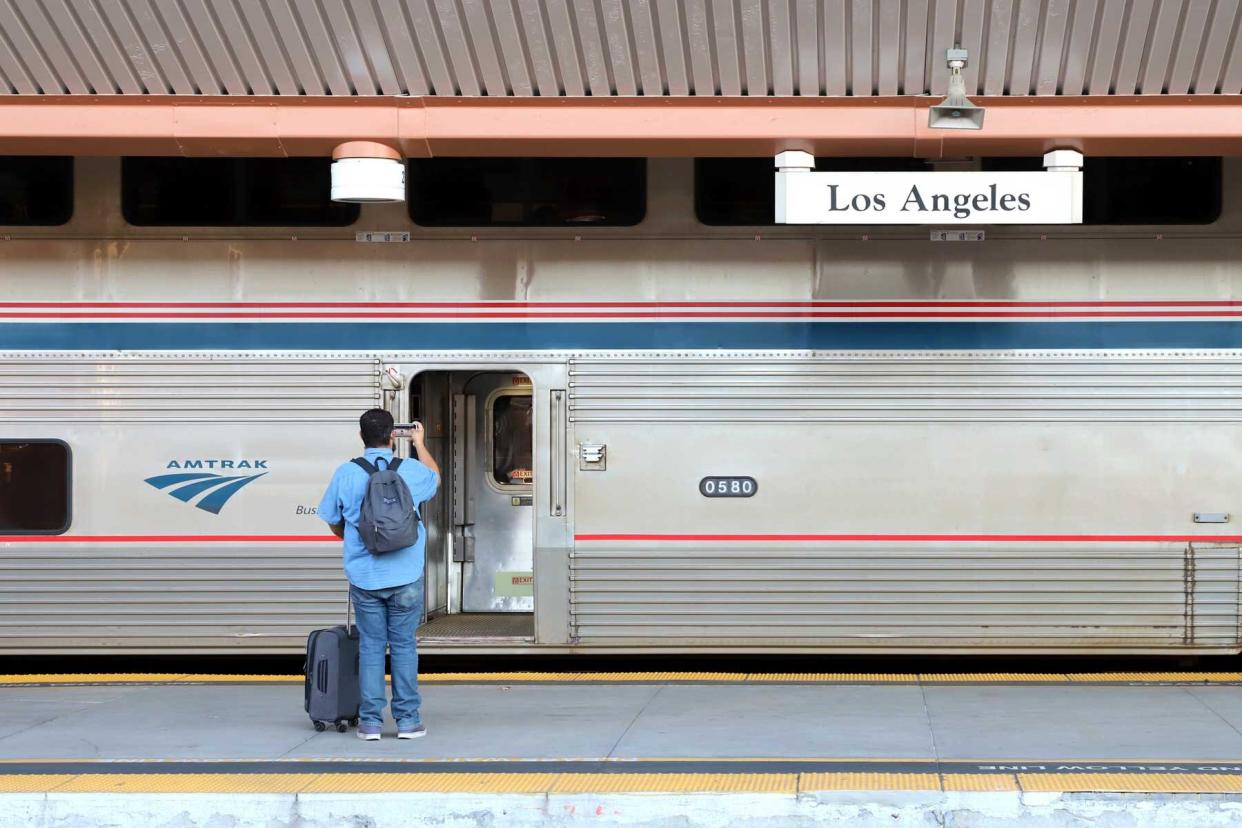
[345,587,352,630]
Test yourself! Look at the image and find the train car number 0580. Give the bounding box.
[700,476,757,497]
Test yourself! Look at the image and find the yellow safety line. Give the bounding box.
[8,756,1242,767]
[3,771,1239,794]
[941,774,1022,792]
[798,772,940,792]
[300,772,561,794]
[1064,672,1242,682]
[548,773,799,794]
[5,671,1242,686]
[1018,773,1242,793]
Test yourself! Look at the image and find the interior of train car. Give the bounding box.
[404,370,536,642]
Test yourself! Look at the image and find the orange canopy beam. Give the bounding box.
[0,95,1239,158]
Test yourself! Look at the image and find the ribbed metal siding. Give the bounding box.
[0,355,378,653]
[2,0,1238,96]
[0,546,347,652]
[569,353,1242,423]
[571,544,1239,648]
[0,357,379,422]
[569,352,1242,650]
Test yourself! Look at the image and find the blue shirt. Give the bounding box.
[318,447,440,590]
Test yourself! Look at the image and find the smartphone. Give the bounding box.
[392,422,419,439]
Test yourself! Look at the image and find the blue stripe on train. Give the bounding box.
[4,321,1242,350]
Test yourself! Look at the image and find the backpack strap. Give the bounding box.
[352,456,403,474]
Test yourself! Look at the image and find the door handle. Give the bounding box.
[550,389,566,516]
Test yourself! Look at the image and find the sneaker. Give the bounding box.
[397,724,426,740]
[357,722,382,741]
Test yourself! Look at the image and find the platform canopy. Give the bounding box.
[0,1,1239,156]
[1,0,1238,97]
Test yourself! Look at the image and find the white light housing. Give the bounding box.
[330,142,405,203]
[775,150,815,172]
[1043,149,1084,171]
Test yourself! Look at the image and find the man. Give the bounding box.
[318,409,440,741]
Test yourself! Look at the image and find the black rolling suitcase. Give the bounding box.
[304,594,360,732]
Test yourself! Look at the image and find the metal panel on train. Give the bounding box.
[568,355,1242,649]
[0,357,379,653]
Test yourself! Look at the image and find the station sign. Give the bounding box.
[775,170,1082,225]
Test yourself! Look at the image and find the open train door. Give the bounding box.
[450,372,535,612]
[382,365,536,621]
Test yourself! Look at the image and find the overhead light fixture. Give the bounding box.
[928,48,984,130]
[331,141,405,203]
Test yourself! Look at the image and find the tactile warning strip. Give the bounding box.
[799,773,940,791]
[548,773,798,794]
[54,773,317,794]
[5,672,1242,686]
[1018,773,1242,793]
[6,770,1242,794]
[297,772,560,794]
[0,775,76,793]
[940,774,1021,792]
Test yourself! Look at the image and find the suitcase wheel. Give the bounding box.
[313,721,326,732]
[349,717,359,727]
[336,722,348,733]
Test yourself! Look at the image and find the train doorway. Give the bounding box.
[397,369,535,640]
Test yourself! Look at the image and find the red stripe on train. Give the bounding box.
[574,533,1242,542]
[0,535,337,543]
[2,301,1242,309]
[5,310,1242,319]
[3,533,1239,544]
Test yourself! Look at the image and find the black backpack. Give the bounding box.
[352,457,420,554]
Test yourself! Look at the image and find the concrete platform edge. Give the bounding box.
[8,790,1242,827]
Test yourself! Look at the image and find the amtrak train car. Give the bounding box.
[1,155,1240,655]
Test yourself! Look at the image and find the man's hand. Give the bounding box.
[328,523,345,539]
[408,420,440,477]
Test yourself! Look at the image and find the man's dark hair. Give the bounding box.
[359,408,394,448]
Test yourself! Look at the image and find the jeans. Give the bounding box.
[350,578,423,729]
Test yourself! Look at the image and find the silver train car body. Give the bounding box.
[3,158,1242,655]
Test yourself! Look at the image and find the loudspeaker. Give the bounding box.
[928,101,985,130]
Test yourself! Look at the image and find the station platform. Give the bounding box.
[5,671,1242,826]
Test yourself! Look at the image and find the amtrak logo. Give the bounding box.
[144,460,268,514]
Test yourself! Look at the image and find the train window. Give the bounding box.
[122,157,360,226]
[697,156,1222,225]
[983,157,1222,225]
[0,157,73,226]
[408,158,646,226]
[0,441,70,534]
[695,157,929,225]
[491,393,533,488]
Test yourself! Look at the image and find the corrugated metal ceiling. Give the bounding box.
[0,1,1238,97]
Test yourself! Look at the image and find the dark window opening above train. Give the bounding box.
[696,158,926,226]
[982,157,1222,225]
[122,157,360,227]
[408,158,646,226]
[695,156,1223,226]
[0,157,73,226]
[0,441,70,534]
